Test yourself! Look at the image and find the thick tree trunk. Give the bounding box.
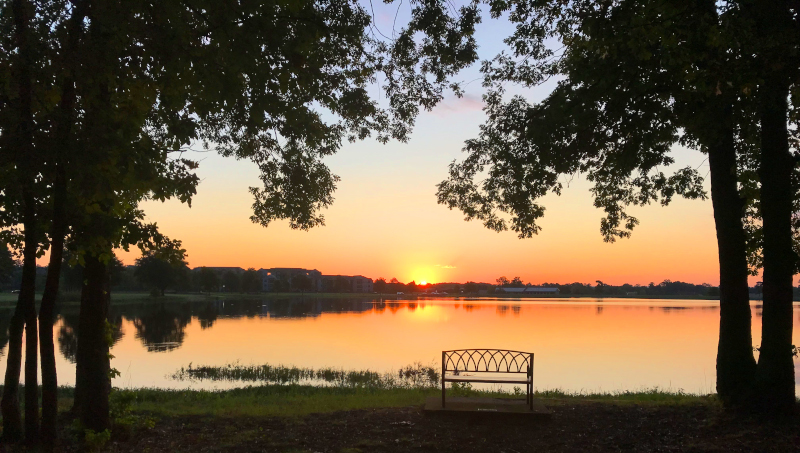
[39,167,67,448]
[1,187,38,443]
[8,0,40,442]
[0,222,34,442]
[23,212,39,443]
[40,1,84,441]
[707,103,757,406]
[755,76,796,413]
[74,255,111,432]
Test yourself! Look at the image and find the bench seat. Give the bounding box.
[442,349,535,409]
[444,374,531,384]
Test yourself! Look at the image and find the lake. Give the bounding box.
[4,297,800,393]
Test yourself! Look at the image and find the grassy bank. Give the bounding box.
[18,384,707,421]
[16,385,794,452]
[119,386,713,418]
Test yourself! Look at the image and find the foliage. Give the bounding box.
[222,271,241,293]
[436,1,723,242]
[0,245,16,286]
[241,268,262,293]
[496,276,523,287]
[196,267,219,293]
[83,428,111,452]
[135,248,189,296]
[373,278,387,293]
[292,273,313,292]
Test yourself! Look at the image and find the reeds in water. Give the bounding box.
[171,362,440,389]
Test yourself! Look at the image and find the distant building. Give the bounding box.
[498,286,559,294]
[320,274,374,293]
[259,268,322,292]
[256,268,373,293]
[203,267,245,275]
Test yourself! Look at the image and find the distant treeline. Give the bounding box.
[0,246,783,298]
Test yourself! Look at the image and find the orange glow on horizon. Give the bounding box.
[63,110,776,287]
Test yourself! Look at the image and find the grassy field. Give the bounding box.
[23,384,710,420]
[11,385,800,452]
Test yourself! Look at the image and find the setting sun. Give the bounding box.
[420,280,427,285]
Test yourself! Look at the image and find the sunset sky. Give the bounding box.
[115,4,743,287]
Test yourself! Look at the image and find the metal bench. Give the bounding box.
[441,349,534,409]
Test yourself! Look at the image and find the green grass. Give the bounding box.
[110,385,715,418]
[114,386,446,417]
[7,383,715,421]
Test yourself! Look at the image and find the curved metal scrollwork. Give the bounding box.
[443,349,531,373]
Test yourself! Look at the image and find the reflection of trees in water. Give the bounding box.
[197,303,219,330]
[130,305,192,352]
[58,311,123,363]
[0,308,13,357]
[58,313,79,363]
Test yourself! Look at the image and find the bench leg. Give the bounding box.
[529,382,533,410]
[441,379,445,408]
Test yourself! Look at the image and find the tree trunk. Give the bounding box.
[39,167,67,448]
[707,103,757,406]
[40,0,84,442]
[1,185,38,443]
[0,230,32,442]
[755,75,796,413]
[23,213,39,444]
[8,0,41,442]
[74,255,111,432]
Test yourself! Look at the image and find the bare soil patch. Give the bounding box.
[56,400,800,452]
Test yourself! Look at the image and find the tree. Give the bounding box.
[374,278,387,294]
[197,267,219,293]
[464,282,479,294]
[241,268,261,293]
[222,271,241,293]
[496,276,510,286]
[741,0,799,412]
[1,0,483,438]
[135,251,188,296]
[292,274,313,293]
[0,246,15,287]
[435,0,791,408]
[510,277,523,287]
[406,280,418,293]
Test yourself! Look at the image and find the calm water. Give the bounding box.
[5,298,800,393]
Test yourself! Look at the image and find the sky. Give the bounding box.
[114,3,740,287]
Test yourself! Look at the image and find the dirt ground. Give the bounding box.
[57,400,800,452]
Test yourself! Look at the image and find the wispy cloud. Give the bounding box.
[435,264,457,269]
[431,94,484,117]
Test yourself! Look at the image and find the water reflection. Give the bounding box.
[131,305,192,352]
[57,311,123,363]
[0,308,13,357]
[26,297,798,393]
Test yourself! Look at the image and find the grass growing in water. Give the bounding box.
[171,362,441,389]
[162,361,718,417]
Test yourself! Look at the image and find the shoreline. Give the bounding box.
[0,291,778,307]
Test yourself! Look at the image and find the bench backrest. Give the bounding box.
[442,349,533,374]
